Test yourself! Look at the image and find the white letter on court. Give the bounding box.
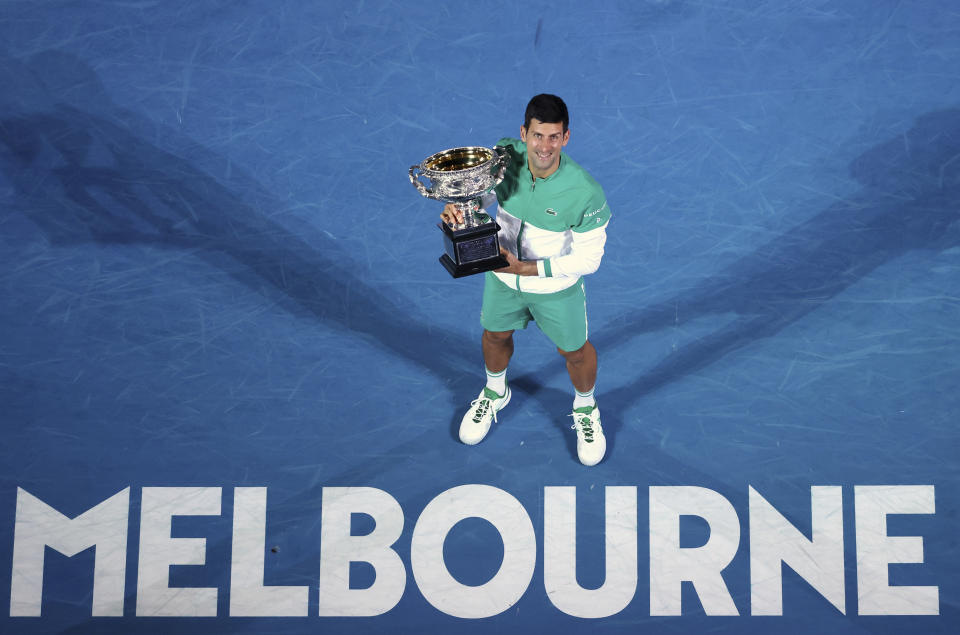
[544,486,637,618]
[411,484,536,619]
[649,486,740,615]
[230,487,309,616]
[10,487,130,617]
[136,487,222,616]
[855,485,938,615]
[749,486,845,615]
[318,487,405,616]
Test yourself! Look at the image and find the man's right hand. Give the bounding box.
[440,203,464,227]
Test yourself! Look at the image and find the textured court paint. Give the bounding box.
[8,484,941,620]
[0,0,958,632]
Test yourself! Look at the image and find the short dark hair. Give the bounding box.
[524,94,569,132]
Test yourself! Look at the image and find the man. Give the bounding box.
[441,94,612,466]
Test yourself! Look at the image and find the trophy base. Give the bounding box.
[438,221,507,278]
[439,253,509,278]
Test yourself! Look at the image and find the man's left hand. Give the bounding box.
[494,247,538,276]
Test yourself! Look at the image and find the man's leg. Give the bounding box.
[480,272,529,396]
[558,339,597,394]
[483,329,515,375]
[462,273,530,445]
[559,340,605,466]
[526,282,604,465]
[459,329,515,445]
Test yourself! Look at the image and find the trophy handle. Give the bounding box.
[492,145,511,181]
[409,164,433,197]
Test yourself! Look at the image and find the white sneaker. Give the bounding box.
[459,386,511,445]
[570,404,606,466]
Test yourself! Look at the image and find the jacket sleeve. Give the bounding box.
[537,221,609,278]
[538,196,611,279]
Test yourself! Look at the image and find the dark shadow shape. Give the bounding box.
[0,50,476,386]
[510,375,581,462]
[589,109,960,408]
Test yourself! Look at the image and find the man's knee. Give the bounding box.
[557,340,588,363]
[484,329,514,344]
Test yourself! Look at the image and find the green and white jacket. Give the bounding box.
[483,137,611,294]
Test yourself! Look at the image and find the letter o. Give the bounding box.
[411,485,536,618]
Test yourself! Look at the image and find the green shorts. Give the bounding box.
[480,272,588,352]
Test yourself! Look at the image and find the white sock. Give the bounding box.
[485,367,507,396]
[573,386,596,410]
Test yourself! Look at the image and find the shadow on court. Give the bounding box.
[0,49,474,386]
[588,108,960,414]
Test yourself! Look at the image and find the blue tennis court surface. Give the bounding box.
[1,1,958,633]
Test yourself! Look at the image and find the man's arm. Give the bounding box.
[538,220,609,278]
[496,188,611,278]
[495,219,609,278]
[538,190,611,279]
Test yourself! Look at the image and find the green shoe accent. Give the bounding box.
[572,405,599,442]
[483,386,505,400]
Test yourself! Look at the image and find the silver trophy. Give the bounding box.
[409,145,510,277]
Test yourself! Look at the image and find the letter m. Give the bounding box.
[10,487,130,616]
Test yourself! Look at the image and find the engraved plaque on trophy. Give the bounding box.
[409,146,510,278]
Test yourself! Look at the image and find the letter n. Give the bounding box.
[749,486,845,615]
[10,487,130,616]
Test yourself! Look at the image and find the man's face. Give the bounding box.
[521,118,569,178]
